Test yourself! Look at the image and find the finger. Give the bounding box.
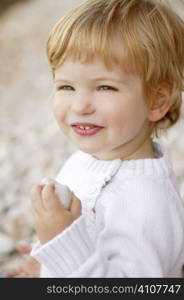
[42,183,62,210]
[14,272,27,278]
[24,273,35,278]
[71,193,81,217]
[16,244,31,254]
[5,267,21,278]
[31,184,44,212]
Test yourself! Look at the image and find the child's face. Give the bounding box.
[53,57,153,160]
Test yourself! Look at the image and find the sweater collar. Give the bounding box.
[57,141,173,205]
[77,141,173,178]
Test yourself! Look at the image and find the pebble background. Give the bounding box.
[0,0,184,270]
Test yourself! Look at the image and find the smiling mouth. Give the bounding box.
[71,122,104,129]
[71,124,104,136]
[73,125,95,130]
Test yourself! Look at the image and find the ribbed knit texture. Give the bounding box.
[31,142,184,277]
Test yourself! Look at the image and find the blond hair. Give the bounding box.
[46,0,184,137]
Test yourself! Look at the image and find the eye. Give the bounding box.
[56,85,74,91]
[98,85,117,91]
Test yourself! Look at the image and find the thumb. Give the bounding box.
[71,193,81,218]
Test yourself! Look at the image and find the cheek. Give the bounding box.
[53,101,67,123]
[108,105,131,130]
[110,103,147,134]
[124,106,148,136]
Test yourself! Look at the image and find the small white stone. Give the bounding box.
[0,233,15,255]
[41,177,72,209]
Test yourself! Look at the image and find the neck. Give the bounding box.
[120,137,155,161]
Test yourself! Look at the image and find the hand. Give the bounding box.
[31,183,81,244]
[4,244,40,278]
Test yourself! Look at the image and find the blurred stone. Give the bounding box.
[0,233,15,255]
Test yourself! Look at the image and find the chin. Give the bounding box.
[76,144,103,155]
[79,147,99,154]
[80,145,114,158]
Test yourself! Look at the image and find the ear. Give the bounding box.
[147,83,172,122]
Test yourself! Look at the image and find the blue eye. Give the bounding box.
[57,85,74,91]
[98,86,117,91]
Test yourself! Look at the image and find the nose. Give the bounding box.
[71,92,95,115]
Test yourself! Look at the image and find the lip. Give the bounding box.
[71,123,104,136]
[71,122,104,127]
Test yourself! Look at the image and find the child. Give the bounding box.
[7,0,184,277]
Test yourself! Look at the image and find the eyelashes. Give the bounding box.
[56,85,74,91]
[98,86,118,91]
[56,85,118,92]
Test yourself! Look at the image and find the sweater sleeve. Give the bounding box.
[31,178,184,277]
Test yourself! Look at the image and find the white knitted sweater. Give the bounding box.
[31,142,184,277]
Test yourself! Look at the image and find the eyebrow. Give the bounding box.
[54,77,126,84]
[92,77,126,84]
[54,79,72,83]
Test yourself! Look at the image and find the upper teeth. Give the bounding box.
[78,125,91,130]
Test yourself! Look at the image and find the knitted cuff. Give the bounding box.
[31,216,94,277]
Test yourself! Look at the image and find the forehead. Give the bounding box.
[54,57,144,91]
[55,57,133,80]
[55,58,114,75]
